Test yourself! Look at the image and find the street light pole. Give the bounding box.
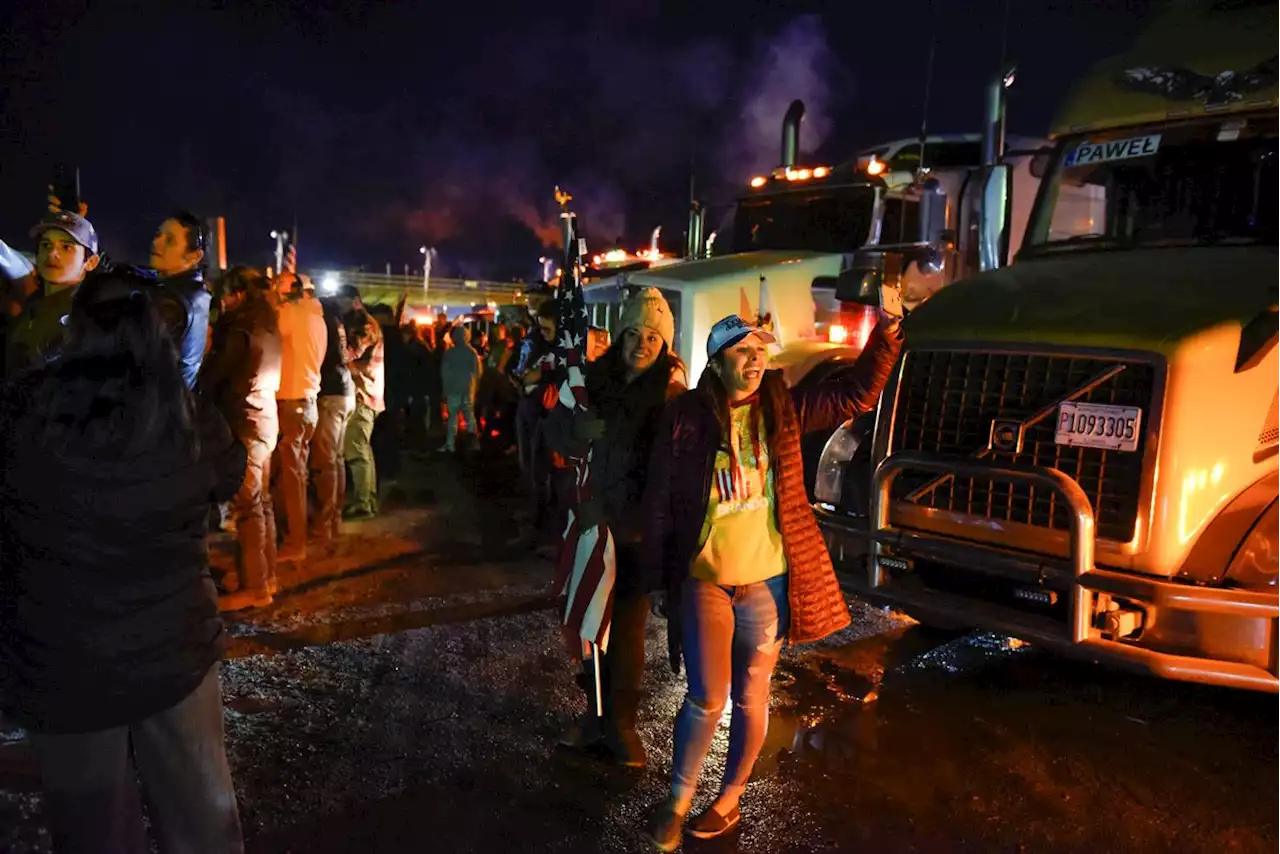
[270,230,289,275]
[419,245,434,298]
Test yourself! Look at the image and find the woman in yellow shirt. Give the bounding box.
[641,312,903,849]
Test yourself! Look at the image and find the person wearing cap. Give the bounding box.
[336,285,385,520]
[148,210,213,389]
[199,266,283,612]
[542,286,686,767]
[272,271,328,562]
[4,211,101,377]
[640,309,903,849]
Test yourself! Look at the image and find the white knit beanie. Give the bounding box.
[616,287,675,351]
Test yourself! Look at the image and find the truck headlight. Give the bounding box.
[1225,499,1278,591]
[814,419,862,505]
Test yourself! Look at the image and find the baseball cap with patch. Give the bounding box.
[29,211,99,254]
[705,314,776,359]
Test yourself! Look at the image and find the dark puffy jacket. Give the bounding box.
[0,384,246,733]
[543,353,685,547]
[198,296,283,437]
[318,298,353,399]
[153,269,212,389]
[643,321,903,667]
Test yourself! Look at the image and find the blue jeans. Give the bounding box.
[671,574,790,801]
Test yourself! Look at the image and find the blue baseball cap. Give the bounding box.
[706,314,776,359]
[30,210,99,254]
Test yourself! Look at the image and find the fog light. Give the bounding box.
[1013,588,1058,607]
[878,555,912,573]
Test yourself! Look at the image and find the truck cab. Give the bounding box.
[584,110,1044,385]
[815,0,1278,691]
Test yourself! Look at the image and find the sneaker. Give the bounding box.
[436,444,455,453]
[686,804,740,840]
[641,799,685,853]
[218,589,272,612]
[343,507,376,521]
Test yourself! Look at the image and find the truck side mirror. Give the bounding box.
[918,177,948,246]
[980,164,1010,271]
[833,269,880,307]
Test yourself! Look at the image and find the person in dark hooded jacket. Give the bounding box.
[542,287,686,767]
[0,266,247,854]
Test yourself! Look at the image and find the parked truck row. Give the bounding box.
[816,0,1277,691]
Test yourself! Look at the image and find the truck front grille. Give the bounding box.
[890,350,1157,542]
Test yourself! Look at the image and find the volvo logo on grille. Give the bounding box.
[989,419,1025,454]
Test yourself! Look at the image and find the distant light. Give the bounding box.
[866,156,886,176]
[320,273,341,294]
[795,168,812,180]
[827,324,848,344]
[813,166,830,178]
[749,176,767,188]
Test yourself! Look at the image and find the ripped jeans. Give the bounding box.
[671,574,790,802]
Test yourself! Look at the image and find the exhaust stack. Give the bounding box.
[981,65,1016,167]
[686,202,705,260]
[780,99,806,169]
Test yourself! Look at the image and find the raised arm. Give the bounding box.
[791,319,904,439]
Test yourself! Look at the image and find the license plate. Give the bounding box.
[1055,402,1141,452]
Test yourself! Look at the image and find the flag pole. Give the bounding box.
[591,643,604,716]
[557,186,605,720]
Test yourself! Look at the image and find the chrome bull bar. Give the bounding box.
[871,452,1097,644]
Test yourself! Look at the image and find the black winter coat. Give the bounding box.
[542,353,686,592]
[153,269,212,390]
[0,382,246,733]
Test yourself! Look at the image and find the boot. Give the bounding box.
[602,689,646,768]
[558,664,605,749]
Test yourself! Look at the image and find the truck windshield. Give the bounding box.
[731,186,877,253]
[1025,116,1277,253]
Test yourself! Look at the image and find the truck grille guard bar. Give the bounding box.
[871,452,1097,643]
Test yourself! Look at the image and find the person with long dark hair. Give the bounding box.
[641,311,903,849]
[0,266,247,853]
[200,266,283,611]
[544,287,686,766]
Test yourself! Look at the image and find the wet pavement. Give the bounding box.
[0,444,1275,853]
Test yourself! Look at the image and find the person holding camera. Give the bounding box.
[3,211,102,378]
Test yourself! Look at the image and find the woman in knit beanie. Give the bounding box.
[544,285,686,767]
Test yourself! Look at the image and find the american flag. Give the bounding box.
[551,198,616,653]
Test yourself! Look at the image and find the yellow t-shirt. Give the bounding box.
[691,400,789,586]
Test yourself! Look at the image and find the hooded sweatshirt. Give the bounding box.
[441,326,482,399]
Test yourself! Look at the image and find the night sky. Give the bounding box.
[2,0,1154,280]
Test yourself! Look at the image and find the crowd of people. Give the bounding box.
[0,205,905,853]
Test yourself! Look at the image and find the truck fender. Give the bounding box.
[1176,471,1278,585]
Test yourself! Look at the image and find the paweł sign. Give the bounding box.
[1066,134,1162,166]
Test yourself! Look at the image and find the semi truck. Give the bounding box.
[581,88,1047,385]
[815,0,1278,691]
